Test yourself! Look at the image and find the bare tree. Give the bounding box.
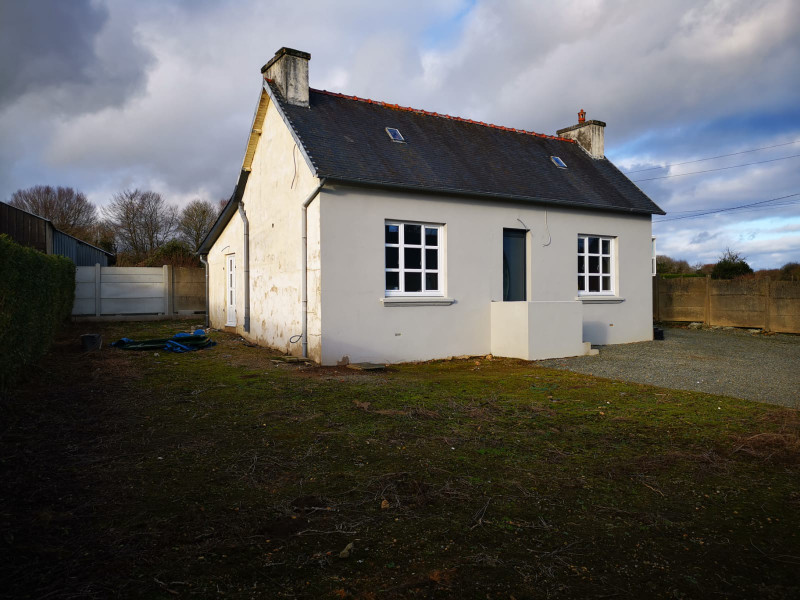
[9,185,97,239]
[104,189,178,262]
[179,199,219,251]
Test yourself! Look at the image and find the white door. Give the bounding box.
[226,255,236,326]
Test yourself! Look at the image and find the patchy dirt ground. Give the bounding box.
[1,320,799,599]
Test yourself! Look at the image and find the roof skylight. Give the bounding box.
[551,156,567,168]
[386,127,405,143]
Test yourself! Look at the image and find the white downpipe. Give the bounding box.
[301,178,327,358]
[238,202,250,333]
[199,254,210,328]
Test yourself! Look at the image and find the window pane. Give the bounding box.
[404,247,421,269]
[425,227,438,246]
[602,276,611,291]
[386,271,399,290]
[578,276,584,291]
[588,237,599,254]
[578,256,584,274]
[405,272,422,292]
[601,239,610,255]
[386,246,399,269]
[578,237,584,253]
[404,224,421,245]
[425,249,437,269]
[602,256,610,274]
[425,272,438,291]
[385,224,399,244]
[589,276,600,292]
[589,256,599,273]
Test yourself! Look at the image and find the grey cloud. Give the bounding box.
[411,0,800,141]
[690,231,718,244]
[0,0,153,113]
[1,0,799,270]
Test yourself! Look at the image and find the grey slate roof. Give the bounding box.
[272,82,664,216]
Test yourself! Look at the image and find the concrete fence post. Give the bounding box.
[168,265,175,316]
[162,265,170,315]
[764,278,771,332]
[704,275,711,326]
[94,263,101,317]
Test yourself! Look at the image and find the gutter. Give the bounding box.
[199,254,210,328]
[300,178,327,358]
[238,202,250,333]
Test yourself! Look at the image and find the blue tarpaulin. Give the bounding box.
[111,330,216,352]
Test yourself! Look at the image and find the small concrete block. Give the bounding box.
[271,356,312,363]
[347,362,386,371]
[587,348,600,356]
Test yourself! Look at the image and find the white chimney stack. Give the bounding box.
[557,109,606,159]
[261,47,311,108]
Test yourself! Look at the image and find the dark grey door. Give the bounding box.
[503,228,526,301]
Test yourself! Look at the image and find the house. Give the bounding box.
[0,201,114,266]
[198,47,664,365]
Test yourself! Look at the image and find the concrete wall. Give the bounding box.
[318,186,654,365]
[490,301,586,360]
[73,265,204,316]
[206,98,322,359]
[173,267,205,313]
[653,277,800,333]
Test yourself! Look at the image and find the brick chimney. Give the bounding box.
[557,110,606,159]
[261,47,311,108]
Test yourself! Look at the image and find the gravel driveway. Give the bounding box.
[537,327,800,407]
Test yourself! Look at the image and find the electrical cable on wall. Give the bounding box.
[542,209,551,246]
[291,144,298,189]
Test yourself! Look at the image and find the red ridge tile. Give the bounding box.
[310,87,574,142]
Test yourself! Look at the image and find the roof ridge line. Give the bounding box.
[308,86,575,143]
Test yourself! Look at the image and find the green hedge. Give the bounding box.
[0,235,75,390]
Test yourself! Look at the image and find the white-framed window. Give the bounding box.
[385,221,443,296]
[578,234,615,295]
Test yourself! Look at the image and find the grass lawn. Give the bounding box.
[1,320,799,599]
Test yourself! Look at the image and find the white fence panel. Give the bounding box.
[72,265,205,318]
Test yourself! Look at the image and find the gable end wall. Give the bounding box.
[207,100,322,360]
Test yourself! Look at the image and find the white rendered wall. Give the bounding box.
[318,186,654,365]
[207,100,322,360]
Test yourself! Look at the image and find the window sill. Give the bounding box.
[577,296,625,304]
[381,296,455,307]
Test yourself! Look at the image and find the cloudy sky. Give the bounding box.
[1,0,799,269]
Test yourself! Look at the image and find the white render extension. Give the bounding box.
[198,48,663,366]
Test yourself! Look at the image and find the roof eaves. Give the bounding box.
[322,176,662,216]
[197,170,250,255]
[602,159,666,215]
[242,89,269,172]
